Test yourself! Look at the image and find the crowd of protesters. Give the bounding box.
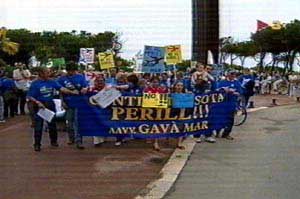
[0,61,299,152]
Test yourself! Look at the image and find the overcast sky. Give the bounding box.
[1,0,300,61]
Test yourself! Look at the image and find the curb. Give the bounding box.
[135,138,196,199]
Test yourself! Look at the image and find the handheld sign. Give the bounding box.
[142,46,165,73]
[90,88,121,108]
[142,93,169,108]
[79,48,95,64]
[171,93,195,108]
[165,45,182,65]
[99,52,115,70]
[37,108,55,123]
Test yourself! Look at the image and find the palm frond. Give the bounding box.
[1,40,19,55]
[0,28,7,40]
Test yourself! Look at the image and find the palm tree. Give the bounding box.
[0,27,19,55]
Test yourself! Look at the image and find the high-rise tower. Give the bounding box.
[192,0,219,64]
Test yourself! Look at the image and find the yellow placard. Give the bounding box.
[99,52,115,70]
[271,21,283,30]
[142,93,169,108]
[165,45,182,65]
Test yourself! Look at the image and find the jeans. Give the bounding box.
[16,89,27,114]
[0,96,4,121]
[34,103,57,146]
[4,97,17,118]
[65,108,82,144]
[222,111,235,137]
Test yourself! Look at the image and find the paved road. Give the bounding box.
[166,104,300,199]
[0,116,175,199]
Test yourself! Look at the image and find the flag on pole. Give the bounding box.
[257,20,269,32]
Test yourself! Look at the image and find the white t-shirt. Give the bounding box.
[13,68,31,91]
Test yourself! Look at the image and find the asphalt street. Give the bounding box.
[166,104,300,199]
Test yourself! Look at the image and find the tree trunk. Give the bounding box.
[259,53,266,72]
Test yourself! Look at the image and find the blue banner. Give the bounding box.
[77,91,237,138]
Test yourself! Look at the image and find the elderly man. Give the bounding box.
[13,62,31,115]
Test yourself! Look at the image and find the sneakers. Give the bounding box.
[205,136,216,143]
[51,142,59,147]
[114,141,122,146]
[67,140,75,145]
[76,144,85,150]
[195,138,202,143]
[224,135,234,140]
[34,145,41,152]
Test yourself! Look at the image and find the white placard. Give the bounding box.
[79,48,95,64]
[53,99,66,117]
[91,88,121,108]
[37,108,55,123]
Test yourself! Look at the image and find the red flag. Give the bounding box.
[257,20,269,31]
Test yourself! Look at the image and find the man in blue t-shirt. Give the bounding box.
[57,62,88,150]
[27,67,78,152]
[0,76,5,122]
[238,69,255,107]
[1,74,17,118]
[216,71,243,140]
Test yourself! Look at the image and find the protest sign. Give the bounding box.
[134,50,143,73]
[165,45,182,65]
[99,52,115,70]
[142,93,169,108]
[37,108,55,123]
[46,58,65,69]
[90,88,121,108]
[77,91,235,139]
[79,48,95,64]
[171,93,195,108]
[142,46,165,73]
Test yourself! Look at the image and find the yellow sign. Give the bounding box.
[99,52,115,70]
[271,21,283,30]
[165,45,182,65]
[142,93,169,108]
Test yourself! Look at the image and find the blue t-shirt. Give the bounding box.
[27,79,62,103]
[57,74,88,108]
[216,80,243,94]
[1,78,16,93]
[106,77,117,86]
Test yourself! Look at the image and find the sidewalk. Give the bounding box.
[165,104,300,199]
[251,94,298,107]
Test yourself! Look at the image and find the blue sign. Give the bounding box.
[171,93,195,108]
[76,91,237,139]
[142,46,165,73]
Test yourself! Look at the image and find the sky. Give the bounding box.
[1,0,300,63]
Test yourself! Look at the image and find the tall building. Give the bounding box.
[192,0,219,64]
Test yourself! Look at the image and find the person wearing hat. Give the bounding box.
[57,61,88,149]
[27,67,79,152]
[216,70,243,140]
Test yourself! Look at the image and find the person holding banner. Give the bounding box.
[172,81,187,149]
[88,75,107,147]
[144,76,168,151]
[57,62,88,150]
[216,71,243,140]
[27,67,79,152]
